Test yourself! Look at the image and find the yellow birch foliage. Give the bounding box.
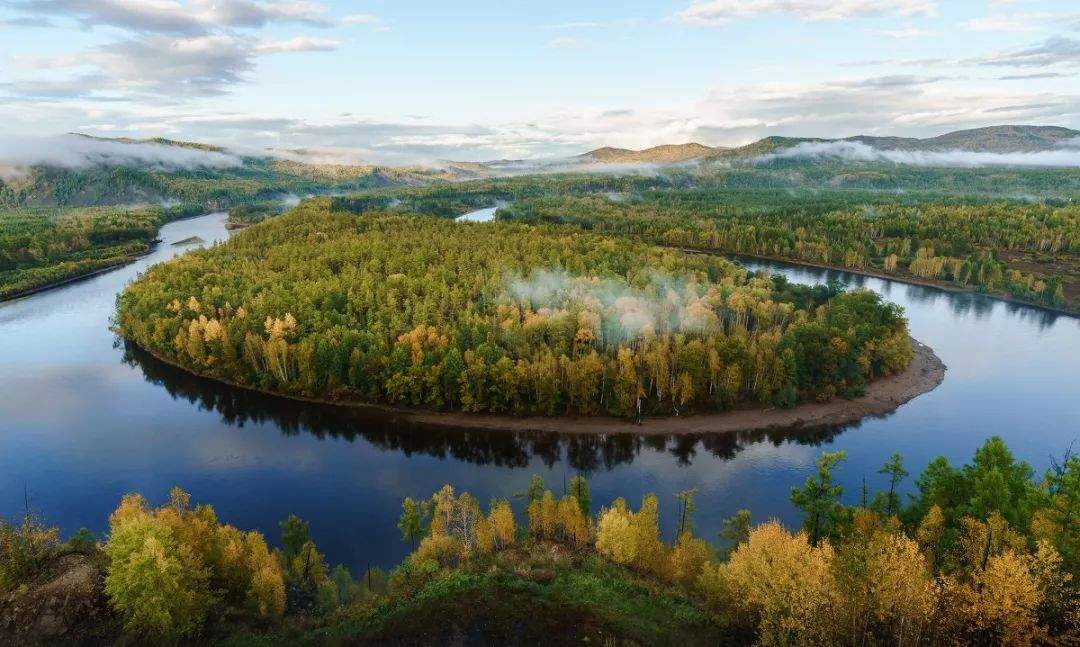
[667,532,711,588]
[595,500,636,566]
[702,521,837,646]
[833,530,937,646]
[941,550,1043,647]
[488,500,517,549]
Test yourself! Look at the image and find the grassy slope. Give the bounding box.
[219,550,735,647]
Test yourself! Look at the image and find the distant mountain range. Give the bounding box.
[575,125,1080,164]
[3,125,1078,210]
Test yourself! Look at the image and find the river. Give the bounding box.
[1,211,1077,573]
[454,205,501,222]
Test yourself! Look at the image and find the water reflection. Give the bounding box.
[124,341,848,472]
[737,255,1068,330]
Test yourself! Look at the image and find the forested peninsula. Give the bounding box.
[115,198,920,424]
[496,193,1080,314]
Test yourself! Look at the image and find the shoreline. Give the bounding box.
[0,250,151,303]
[1,209,228,305]
[681,248,1078,319]
[129,337,945,436]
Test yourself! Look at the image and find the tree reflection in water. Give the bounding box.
[124,341,854,474]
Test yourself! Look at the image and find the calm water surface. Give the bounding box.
[1,212,1078,572]
[454,205,500,222]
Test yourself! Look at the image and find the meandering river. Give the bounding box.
[1,212,1077,572]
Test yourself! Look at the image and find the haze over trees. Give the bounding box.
[115,198,913,418]
[498,193,1079,311]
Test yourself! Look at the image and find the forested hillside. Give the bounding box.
[0,137,457,210]
[0,137,460,299]
[0,204,207,299]
[115,198,913,418]
[5,130,1080,304]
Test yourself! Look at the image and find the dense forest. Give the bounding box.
[2,437,1077,644]
[0,204,208,299]
[495,193,1080,312]
[0,146,468,299]
[328,165,1080,312]
[5,149,1079,306]
[708,157,1080,199]
[115,198,914,419]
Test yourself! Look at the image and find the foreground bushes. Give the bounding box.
[2,436,1078,644]
[103,487,286,637]
[392,437,1080,646]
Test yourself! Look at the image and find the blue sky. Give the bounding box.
[1,0,1079,162]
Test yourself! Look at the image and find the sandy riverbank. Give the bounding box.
[131,337,945,436]
[399,339,945,434]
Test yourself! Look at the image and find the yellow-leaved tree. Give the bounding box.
[103,488,285,639]
[595,495,665,576]
[699,520,837,646]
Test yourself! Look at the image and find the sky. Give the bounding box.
[1,0,1079,163]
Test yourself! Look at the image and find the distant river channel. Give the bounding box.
[1,211,1077,572]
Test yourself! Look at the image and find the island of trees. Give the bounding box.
[115,198,914,420]
[2,437,1078,644]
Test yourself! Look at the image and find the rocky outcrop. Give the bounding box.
[0,554,117,645]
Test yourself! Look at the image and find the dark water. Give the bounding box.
[1,212,1078,573]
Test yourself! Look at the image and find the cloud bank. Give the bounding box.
[761,138,1080,168]
[0,135,243,177]
[505,269,730,343]
[673,0,936,25]
[7,0,332,36]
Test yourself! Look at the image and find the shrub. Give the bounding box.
[104,513,211,638]
[65,527,97,554]
[0,514,60,591]
[103,488,286,638]
[701,521,837,646]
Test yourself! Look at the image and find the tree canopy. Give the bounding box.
[116,198,913,418]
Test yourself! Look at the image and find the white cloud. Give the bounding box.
[673,0,937,26]
[7,0,331,35]
[0,133,243,173]
[88,35,256,96]
[339,13,389,30]
[761,139,1080,167]
[971,36,1080,67]
[997,72,1075,80]
[0,0,348,102]
[878,27,934,38]
[3,72,1078,164]
[548,36,584,49]
[963,15,1039,32]
[255,36,338,54]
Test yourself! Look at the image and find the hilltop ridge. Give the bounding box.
[579,142,720,164]
[578,125,1080,164]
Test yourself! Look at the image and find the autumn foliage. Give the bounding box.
[103,487,285,638]
[116,201,913,419]
[395,437,1080,645]
[5,436,1078,643]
